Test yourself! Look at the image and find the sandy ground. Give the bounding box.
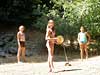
[0,56,100,75]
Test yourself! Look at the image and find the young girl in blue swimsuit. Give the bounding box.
[78,26,91,61]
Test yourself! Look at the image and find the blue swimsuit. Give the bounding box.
[79,32,87,44]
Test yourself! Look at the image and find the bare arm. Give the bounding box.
[77,33,80,44]
[45,29,50,40]
[17,32,20,46]
[45,29,56,41]
[86,32,91,42]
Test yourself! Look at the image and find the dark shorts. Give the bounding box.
[20,41,25,47]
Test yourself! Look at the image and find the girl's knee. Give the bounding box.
[80,50,84,53]
[17,54,20,58]
[49,55,53,59]
[22,52,25,56]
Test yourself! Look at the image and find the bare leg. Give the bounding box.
[80,44,84,61]
[47,46,54,72]
[48,59,51,68]
[48,48,52,72]
[48,56,52,72]
[80,49,84,61]
[48,54,51,69]
[85,45,88,60]
[17,47,21,63]
[49,55,54,70]
[48,51,54,72]
[22,47,26,62]
[50,46,54,70]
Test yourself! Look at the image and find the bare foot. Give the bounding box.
[49,69,52,73]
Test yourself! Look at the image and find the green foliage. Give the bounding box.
[0,0,41,25]
[34,15,48,31]
[0,0,100,41]
[34,0,100,40]
[0,0,100,52]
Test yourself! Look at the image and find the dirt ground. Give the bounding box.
[0,56,100,75]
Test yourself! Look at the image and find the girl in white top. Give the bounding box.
[78,26,91,61]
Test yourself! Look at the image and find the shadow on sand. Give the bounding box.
[55,69,82,73]
[48,69,82,75]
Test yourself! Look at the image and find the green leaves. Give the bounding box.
[0,0,100,41]
[33,0,100,39]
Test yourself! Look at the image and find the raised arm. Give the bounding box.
[45,28,57,41]
[45,29,50,40]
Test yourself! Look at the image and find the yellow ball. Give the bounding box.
[56,35,64,45]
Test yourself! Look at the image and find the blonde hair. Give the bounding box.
[80,26,84,28]
[47,20,54,27]
[46,20,54,32]
[19,25,25,30]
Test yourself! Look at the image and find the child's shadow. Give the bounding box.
[54,69,82,73]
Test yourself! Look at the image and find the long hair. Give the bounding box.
[46,20,55,32]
